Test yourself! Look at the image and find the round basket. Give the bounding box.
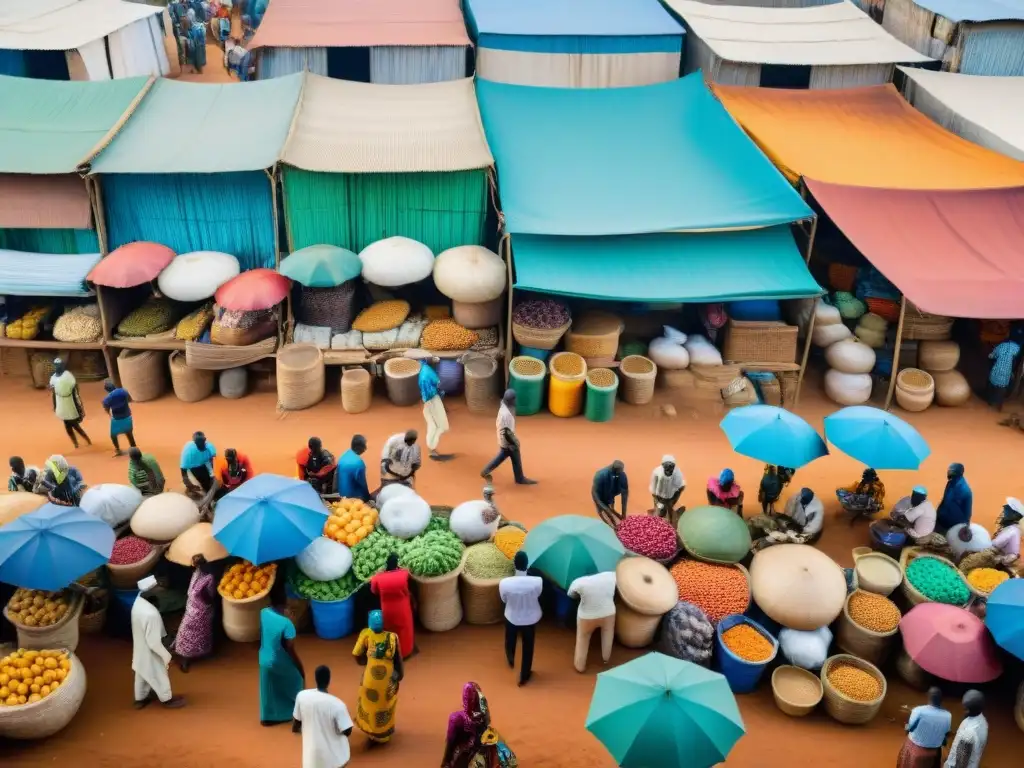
[458,552,504,626]
[106,543,167,590]
[899,549,970,608]
[918,340,960,372]
[222,573,275,643]
[411,563,464,632]
[383,357,422,407]
[895,648,932,691]
[218,367,248,399]
[932,370,971,407]
[834,591,899,666]
[509,356,547,416]
[168,351,214,403]
[78,592,108,636]
[564,311,624,359]
[820,654,887,725]
[771,665,823,717]
[4,595,84,653]
[117,349,167,402]
[277,343,325,411]
[463,354,500,414]
[619,355,657,405]
[341,367,372,414]
[853,552,902,596]
[549,351,587,382]
[453,299,502,330]
[0,650,87,740]
[512,319,571,351]
[896,369,935,412]
[614,602,664,649]
[29,353,61,389]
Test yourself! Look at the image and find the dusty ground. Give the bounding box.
[1,373,1023,766]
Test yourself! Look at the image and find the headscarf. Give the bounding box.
[799,488,814,507]
[719,468,734,486]
[443,683,491,768]
[1001,498,1024,527]
[368,609,384,632]
[46,455,69,485]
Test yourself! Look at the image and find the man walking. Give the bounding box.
[419,356,453,462]
[499,551,542,686]
[592,460,628,526]
[293,665,354,768]
[132,576,185,709]
[481,390,536,486]
[567,570,616,673]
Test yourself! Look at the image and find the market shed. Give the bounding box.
[0,0,170,81]
[464,0,684,88]
[665,0,930,88]
[280,75,494,255]
[898,66,1024,160]
[248,0,470,84]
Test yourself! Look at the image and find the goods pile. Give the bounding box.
[510,357,544,377]
[847,591,900,633]
[5,307,48,340]
[117,298,177,337]
[449,500,500,544]
[513,299,570,329]
[669,560,748,624]
[401,529,465,578]
[352,300,410,332]
[421,319,478,351]
[588,369,616,388]
[109,536,153,566]
[6,589,70,628]
[966,567,1010,594]
[659,602,714,667]
[494,527,526,559]
[464,542,515,580]
[721,623,774,663]
[324,498,378,547]
[906,558,970,605]
[218,562,276,600]
[289,568,362,603]
[174,303,214,341]
[616,515,677,560]
[379,494,432,539]
[826,662,882,702]
[551,353,584,378]
[52,305,101,343]
[351,529,405,581]
[296,537,352,581]
[0,649,72,706]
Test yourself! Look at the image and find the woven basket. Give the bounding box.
[5,595,84,652]
[78,591,109,636]
[771,665,823,717]
[29,353,63,389]
[895,369,934,412]
[169,351,215,403]
[549,351,587,382]
[565,311,624,359]
[341,367,373,414]
[902,303,953,341]
[853,552,902,596]
[459,552,504,626]
[294,282,357,333]
[512,319,571,351]
[384,357,422,406]
[463,354,500,414]
[899,549,970,608]
[835,591,899,666]
[896,648,932,690]
[106,544,166,590]
[211,316,278,347]
[917,340,959,372]
[412,562,464,632]
[66,350,107,382]
[0,347,31,378]
[453,299,502,330]
[820,654,886,725]
[277,344,325,411]
[222,573,275,643]
[723,320,798,365]
[0,650,87,739]
[619,355,657,405]
[117,349,168,402]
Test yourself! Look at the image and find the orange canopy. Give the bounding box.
[714,83,1024,190]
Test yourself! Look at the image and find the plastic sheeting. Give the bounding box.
[107,16,170,78]
[0,175,92,229]
[908,0,1024,22]
[0,249,101,296]
[807,180,1024,319]
[258,47,327,79]
[368,45,467,84]
[465,0,683,39]
[476,49,681,88]
[0,228,99,255]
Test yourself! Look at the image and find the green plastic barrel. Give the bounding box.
[585,369,619,422]
[509,356,546,415]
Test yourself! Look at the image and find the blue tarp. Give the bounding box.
[477,74,812,236]
[911,0,1024,22]
[0,250,100,297]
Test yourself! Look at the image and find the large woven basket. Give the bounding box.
[453,299,502,330]
[222,573,275,643]
[463,354,500,414]
[5,595,84,652]
[29,353,63,389]
[619,355,657,405]
[896,368,934,413]
[918,340,959,372]
[723,320,798,365]
[902,303,953,341]
[211,316,278,347]
[853,552,902,596]
[895,648,931,691]
[512,319,571,351]
[458,551,505,626]
[67,350,107,382]
[899,548,970,608]
[0,649,87,739]
[549,351,587,382]
[564,311,623,359]
[169,351,215,403]
[78,590,109,635]
[820,654,887,725]
[771,665,822,717]
[384,358,421,407]
[834,591,899,666]
[277,343,325,411]
[106,543,167,590]
[412,562,464,632]
[117,349,168,402]
[341,367,373,414]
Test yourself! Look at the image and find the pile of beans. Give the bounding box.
[847,591,901,633]
[966,567,1009,594]
[826,662,882,702]
[464,542,515,580]
[587,369,617,388]
[109,536,153,566]
[721,623,774,663]
[617,515,678,560]
[513,299,570,329]
[421,319,479,351]
[669,560,748,625]
[493,527,526,560]
[551,353,585,378]
[621,356,655,375]
[511,358,545,377]
[906,557,970,605]
[352,300,410,333]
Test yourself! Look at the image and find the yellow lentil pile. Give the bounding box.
[966,567,1010,594]
[174,303,214,341]
[827,662,882,702]
[587,369,617,388]
[421,319,479,351]
[721,623,774,662]
[352,300,410,332]
[511,357,545,377]
[621,355,655,375]
[493,526,526,559]
[552,353,585,378]
[847,590,901,633]
[424,305,451,320]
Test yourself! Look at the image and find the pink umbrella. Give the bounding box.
[900,603,1002,683]
[87,242,175,288]
[214,269,291,311]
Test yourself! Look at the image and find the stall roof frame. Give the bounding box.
[0,0,162,51]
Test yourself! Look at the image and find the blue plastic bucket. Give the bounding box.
[114,588,139,613]
[519,347,550,362]
[310,593,356,640]
[714,614,778,693]
[548,583,577,628]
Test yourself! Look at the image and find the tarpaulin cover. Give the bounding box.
[807,179,1024,319]
[512,227,821,302]
[714,83,1024,189]
[0,73,150,173]
[0,174,92,229]
[0,249,100,296]
[477,74,811,236]
[908,0,1024,22]
[467,0,683,39]
[89,75,303,174]
[0,0,161,50]
[248,0,471,50]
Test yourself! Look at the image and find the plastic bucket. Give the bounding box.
[310,593,357,640]
[549,375,584,418]
[585,373,618,422]
[509,357,546,416]
[437,359,464,395]
[519,347,550,362]
[714,614,778,694]
[114,588,139,613]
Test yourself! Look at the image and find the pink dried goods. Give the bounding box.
[110,535,153,565]
[617,515,678,560]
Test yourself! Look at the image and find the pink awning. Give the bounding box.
[0,174,93,230]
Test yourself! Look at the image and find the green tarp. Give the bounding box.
[0,228,99,255]
[512,227,821,302]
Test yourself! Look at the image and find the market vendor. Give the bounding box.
[297,437,337,496]
[420,356,453,462]
[784,488,823,541]
[370,553,416,659]
[758,465,794,515]
[837,468,885,517]
[959,498,1022,573]
[380,430,421,488]
[128,447,166,496]
[892,487,947,551]
[102,379,137,457]
[39,454,84,506]
[180,431,217,494]
[707,469,744,515]
[216,448,253,497]
[336,435,370,501]
[936,463,972,534]
[649,455,684,525]
[7,456,38,493]
[592,460,628,526]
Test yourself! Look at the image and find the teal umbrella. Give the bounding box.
[522,515,624,589]
[587,653,745,768]
[279,244,361,288]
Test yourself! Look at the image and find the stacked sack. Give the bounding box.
[918,340,969,407]
[809,300,874,406]
[52,305,102,343]
[647,326,691,370]
[854,312,887,349]
[5,306,49,340]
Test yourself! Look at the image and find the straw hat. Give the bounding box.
[165,522,229,566]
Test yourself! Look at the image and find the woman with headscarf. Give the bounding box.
[936,463,972,534]
[49,358,91,449]
[649,455,685,525]
[959,499,1022,574]
[706,469,743,515]
[172,554,219,672]
[39,455,84,506]
[352,609,404,745]
[442,682,518,768]
[837,468,884,521]
[258,600,305,726]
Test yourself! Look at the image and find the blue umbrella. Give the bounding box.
[986,578,1024,660]
[823,406,931,470]
[720,405,827,469]
[213,474,329,565]
[0,504,115,590]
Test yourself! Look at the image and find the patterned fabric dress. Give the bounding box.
[173,569,215,660]
[352,628,401,743]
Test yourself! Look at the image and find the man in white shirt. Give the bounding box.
[649,455,685,525]
[293,665,353,768]
[567,571,616,673]
[499,551,543,686]
[893,487,946,550]
[945,690,988,768]
[380,430,422,488]
[481,389,537,486]
[784,487,824,542]
[131,576,185,709]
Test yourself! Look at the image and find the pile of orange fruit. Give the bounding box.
[0,649,72,707]
[218,561,276,601]
[324,498,378,547]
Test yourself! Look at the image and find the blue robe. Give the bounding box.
[936,476,972,532]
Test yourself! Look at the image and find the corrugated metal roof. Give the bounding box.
[466,0,683,37]
[910,0,1024,23]
[0,0,161,51]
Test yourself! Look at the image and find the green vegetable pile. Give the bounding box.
[401,529,464,578]
[464,542,515,580]
[289,567,363,603]
[423,516,451,534]
[351,529,405,582]
[906,557,970,605]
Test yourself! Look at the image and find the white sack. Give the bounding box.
[360,237,434,288]
[449,500,501,544]
[379,494,432,539]
[779,626,832,670]
[683,335,723,365]
[296,537,353,581]
[648,337,690,370]
[80,484,143,527]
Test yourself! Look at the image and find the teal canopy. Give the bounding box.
[476,74,811,236]
[523,515,624,589]
[280,245,362,287]
[512,228,821,302]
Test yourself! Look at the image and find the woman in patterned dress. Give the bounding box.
[173,555,217,672]
[352,609,404,744]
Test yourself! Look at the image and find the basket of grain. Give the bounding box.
[895,369,935,413]
[383,357,422,407]
[619,355,657,405]
[615,557,679,649]
[835,590,900,666]
[4,593,83,653]
[820,654,887,725]
[853,552,902,596]
[564,311,624,360]
[277,343,325,411]
[918,340,959,372]
[77,590,109,636]
[106,538,167,590]
[900,548,971,608]
[340,367,372,414]
[459,544,514,626]
[220,564,276,643]
[771,665,823,717]
[895,648,932,691]
[412,563,465,633]
[117,349,168,402]
[548,352,587,418]
[0,648,87,739]
[463,353,500,414]
[168,351,215,403]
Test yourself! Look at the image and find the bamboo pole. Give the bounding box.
[804,215,818,266]
[794,309,817,411]
[884,296,908,410]
[266,168,286,351]
[502,232,513,387]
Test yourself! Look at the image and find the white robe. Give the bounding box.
[50,370,80,421]
[131,596,173,702]
[293,689,353,768]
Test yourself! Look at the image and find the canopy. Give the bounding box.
[0,174,92,230]
[0,0,161,50]
[899,67,1024,161]
[0,249,100,296]
[467,0,683,38]
[807,180,1024,319]
[714,83,1024,189]
[512,228,821,302]
[281,75,493,173]
[665,0,929,65]
[89,75,304,174]
[909,0,1024,22]
[0,74,151,173]
[248,0,471,50]
[477,74,811,235]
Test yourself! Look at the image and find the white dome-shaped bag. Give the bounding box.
[375,483,416,509]
[80,484,143,528]
[296,537,353,581]
[449,500,501,544]
[158,251,240,302]
[824,369,872,406]
[131,492,201,542]
[433,246,506,303]
[360,237,434,288]
[379,494,432,540]
[825,339,876,375]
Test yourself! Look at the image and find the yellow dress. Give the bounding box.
[352,627,400,743]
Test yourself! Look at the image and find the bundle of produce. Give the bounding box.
[351,529,406,581]
[52,306,101,343]
[5,307,48,340]
[401,529,465,578]
[832,292,866,321]
[449,500,500,544]
[463,542,515,580]
[296,537,352,581]
[351,300,411,333]
[965,567,1010,594]
[493,526,526,560]
[5,590,70,629]
[421,319,479,351]
[669,560,749,625]
[615,515,678,561]
[658,602,714,666]
[721,622,775,663]
[512,299,571,349]
[854,313,887,348]
[108,536,152,566]
[324,497,378,547]
[174,303,214,341]
[117,298,178,337]
[218,561,276,601]
[0,648,73,707]
[289,568,362,603]
[379,495,431,540]
[905,556,970,606]
[846,590,900,633]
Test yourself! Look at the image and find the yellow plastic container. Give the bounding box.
[549,374,585,417]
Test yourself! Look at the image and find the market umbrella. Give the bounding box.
[0,504,115,590]
[587,652,744,768]
[86,242,175,288]
[0,492,47,527]
[279,244,362,288]
[523,515,624,590]
[720,405,827,469]
[823,406,930,470]
[214,268,291,311]
[986,578,1024,660]
[900,603,1002,683]
[166,522,229,566]
[212,474,328,565]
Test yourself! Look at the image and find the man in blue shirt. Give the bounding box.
[898,686,951,768]
[102,379,137,457]
[180,431,217,494]
[336,435,369,501]
[592,461,628,526]
[936,463,972,534]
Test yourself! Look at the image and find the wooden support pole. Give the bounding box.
[502,232,512,387]
[884,296,908,410]
[805,215,818,266]
[794,307,817,411]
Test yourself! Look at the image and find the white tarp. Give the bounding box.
[664,0,932,65]
[0,0,161,51]
[899,66,1024,160]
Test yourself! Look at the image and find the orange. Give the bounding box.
[345,533,358,547]
[40,685,50,696]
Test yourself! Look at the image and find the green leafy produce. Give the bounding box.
[400,529,464,578]
[464,542,515,580]
[423,516,451,534]
[906,557,970,606]
[289,568,363,603]
[351,529,405,581]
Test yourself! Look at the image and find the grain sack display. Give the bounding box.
[615,515,678,561]
[669,560,749,625]
[130,492,201,542]
[658,602,714,666]
[421,319,478,351]
[158,251,240,302]
[117,298,178,337]
[5,307,49,340]
[52,306,101,343]
[512,299,571,350]
[351,301,411,333]
[433,245,506,304]
[359,237,434,287]
[174,303,215,341]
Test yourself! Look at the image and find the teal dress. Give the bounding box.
[258,608,303,723]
